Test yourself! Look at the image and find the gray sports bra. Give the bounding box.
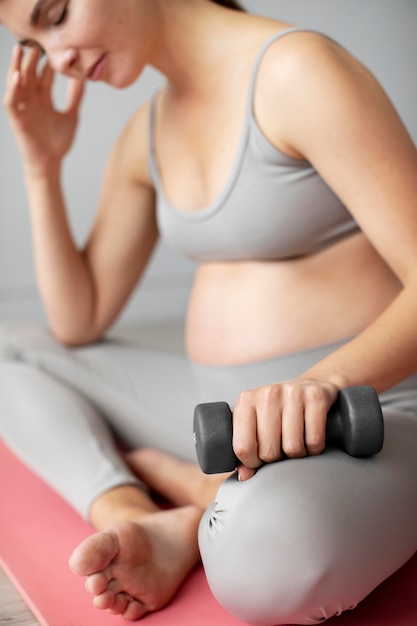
[148,28,359,262]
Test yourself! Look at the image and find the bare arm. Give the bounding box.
[4,46,157,345]
[278,35,417,392]
[27,129,158,344]
[232,33,417,478]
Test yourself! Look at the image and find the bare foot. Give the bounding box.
[125,448,233,508]
[69,505,202,620]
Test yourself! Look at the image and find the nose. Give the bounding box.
[48,48,79,76]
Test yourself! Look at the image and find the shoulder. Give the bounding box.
[254,29,384,157]
[258,29,366,87]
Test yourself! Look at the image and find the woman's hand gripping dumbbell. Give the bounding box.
[193,386,384,474]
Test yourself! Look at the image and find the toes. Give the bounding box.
[122,599,147,621]
[94,590,146,621]
[86,574,123,599]
[69,531,119,576]
[107,592,134,615]
[93,589,116,611]
[107,592,129,615]
[85,570,110,595]
[92,582,129,611]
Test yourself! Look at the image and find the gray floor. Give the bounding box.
[0,324,185,625]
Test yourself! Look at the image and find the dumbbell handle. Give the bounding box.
[193,386,384,474]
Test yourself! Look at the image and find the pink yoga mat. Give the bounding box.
[1,439,416,626]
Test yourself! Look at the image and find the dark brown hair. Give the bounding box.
[211,0,245,11]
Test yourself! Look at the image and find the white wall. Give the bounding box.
[1,1,416,328]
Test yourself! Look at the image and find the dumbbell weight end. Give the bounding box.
[193,401,238,474]
[325,385,384,457]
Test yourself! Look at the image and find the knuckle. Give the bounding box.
[305,384,327,407]
[235,389,253,409]
[283,439,306,458]
[306,436,325,456]
[258,384,283,410]
[232,436,251,460]
[237,384,283,412]
[282,381,298,398]
[307,428,324,445]
[259,384,275,403]
[258,443,281,463]
[233,438,261,469]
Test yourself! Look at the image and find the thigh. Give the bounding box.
[0,323,201,460]
[71,340,200,456]
[199,406,417,625]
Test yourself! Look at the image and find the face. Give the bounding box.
[0,0,158,88]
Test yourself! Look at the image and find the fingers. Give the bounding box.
[4,46,23,110]
[20,46,42,89]
[254,388,283,462]
[6,45,23,86]
[232,395,259,469]
[8,46,42,90]
[232,380,335,480]
[66,77,85,114]
[237,464,256,482]
[303,387,328,456]
[4,45,52,114]
[280,386,327,457]
[281,386,306,458]
[41,60,55,91]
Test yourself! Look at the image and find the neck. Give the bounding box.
[148,0,253,97]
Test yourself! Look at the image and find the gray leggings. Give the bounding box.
[1,322,417,625]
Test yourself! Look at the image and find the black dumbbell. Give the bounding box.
[193,386,384,474]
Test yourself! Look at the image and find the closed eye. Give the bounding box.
[54,4,68,26]
[18,2,69,58]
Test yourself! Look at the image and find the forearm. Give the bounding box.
[302,280,417,393]
[25,167,97,344]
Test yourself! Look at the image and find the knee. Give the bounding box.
[199,470,354,625]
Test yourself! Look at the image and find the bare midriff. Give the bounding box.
[185,232,401,366]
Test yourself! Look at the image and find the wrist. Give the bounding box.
[299,372,349,393]
[23,162,62,187]
[23,157,62,182]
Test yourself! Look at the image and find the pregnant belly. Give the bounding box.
[185,234,401,366]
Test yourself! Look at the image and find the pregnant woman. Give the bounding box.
[1,1,417,623]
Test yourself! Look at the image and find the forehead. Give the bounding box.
[0,0,46,34]
[0,1,29,29]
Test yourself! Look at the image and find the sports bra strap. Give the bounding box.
[245,27,322,120]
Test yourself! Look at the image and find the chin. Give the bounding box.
[106,66,146,90]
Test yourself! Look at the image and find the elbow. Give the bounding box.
[50,328,104,348]
[45,289,114,347]
[48,318,106,348]
[53,332,104,348]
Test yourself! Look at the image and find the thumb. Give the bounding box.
[237,464,257,482]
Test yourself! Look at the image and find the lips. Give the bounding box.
[87,54,106,81]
